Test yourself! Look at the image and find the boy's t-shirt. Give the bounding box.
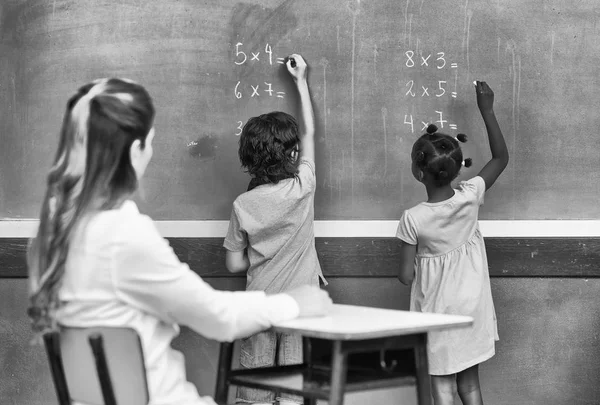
[224,157,326,293]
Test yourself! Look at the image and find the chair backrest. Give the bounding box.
[46,326,149,405]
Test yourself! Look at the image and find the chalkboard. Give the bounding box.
[1,0,600,220]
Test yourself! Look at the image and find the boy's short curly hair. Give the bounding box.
[238,111,300,184]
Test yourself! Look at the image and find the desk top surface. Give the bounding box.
[272,304,473,340]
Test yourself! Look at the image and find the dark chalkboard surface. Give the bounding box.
[1,0,599,220]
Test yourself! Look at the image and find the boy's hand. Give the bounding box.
[475,80,494,114]
[286,285,332,318]
[286,54,308,83]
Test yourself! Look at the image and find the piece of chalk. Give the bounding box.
[473,81,477,86]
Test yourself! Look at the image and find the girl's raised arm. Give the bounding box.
[474,81,509,190]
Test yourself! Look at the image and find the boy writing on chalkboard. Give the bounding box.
[224,54,326,405]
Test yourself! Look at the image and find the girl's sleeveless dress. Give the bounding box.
[396,176,499,375]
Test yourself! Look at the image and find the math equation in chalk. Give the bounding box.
[234,81,285,99]
[232,42,288,136]
[402,49,461,133]
[234,42,277,66]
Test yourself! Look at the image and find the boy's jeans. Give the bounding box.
[236,330,303,404]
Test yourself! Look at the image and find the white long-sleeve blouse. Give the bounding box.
[57,200,299,405]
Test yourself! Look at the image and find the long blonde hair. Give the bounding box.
[27,78,155,339]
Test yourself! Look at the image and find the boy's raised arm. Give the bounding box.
[286,54,315,163]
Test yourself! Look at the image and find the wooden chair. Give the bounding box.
[43,326,149,405]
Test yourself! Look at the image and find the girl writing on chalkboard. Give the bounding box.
[26,78,332,405]
[396,81,509,405]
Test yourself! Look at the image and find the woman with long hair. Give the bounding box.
[27,78,331,405]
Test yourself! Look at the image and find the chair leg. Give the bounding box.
[414,333,432,405]
[215,342,234,404]
[89,333,118,405]
[43,333,71,405]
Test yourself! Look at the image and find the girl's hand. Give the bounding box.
[286,54,308,82]
[286,285,332,318]
[475,80,494,114]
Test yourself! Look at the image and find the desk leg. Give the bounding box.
[414,333,432,405]
[328,340,348,405]
[215,342,234,405]
[303,337,317,405]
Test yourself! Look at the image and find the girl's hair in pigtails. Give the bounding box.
[411,126,473,187]
[27,78,155,342]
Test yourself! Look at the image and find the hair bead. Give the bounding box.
[426,124,438,134]
[456,133,468,143]
[462,158,473,167]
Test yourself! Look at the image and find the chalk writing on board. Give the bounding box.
[234,42,274,65]
[234,81,285,99]
[405,51,448,69]
[404,80,448,98]
[403,111,457,134]
[403,49,461,133]
[232,42,287,136]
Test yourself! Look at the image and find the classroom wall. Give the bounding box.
[3,276,600,405]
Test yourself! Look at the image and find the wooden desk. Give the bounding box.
[215,304,473,405]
